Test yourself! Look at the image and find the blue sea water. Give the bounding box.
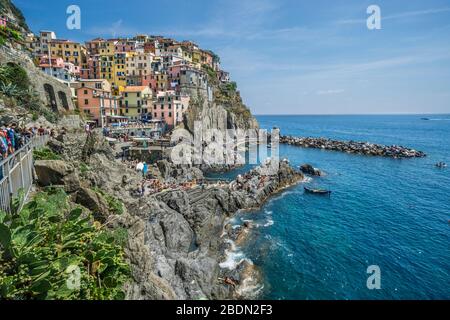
[223,115,450,300]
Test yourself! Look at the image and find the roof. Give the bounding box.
[122,86,150,93]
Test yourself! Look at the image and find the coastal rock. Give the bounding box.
[300,164,321,176]
[281,135,426,158]
[74,187,110,222]
[157,160,204,183]
[34,160,74,187]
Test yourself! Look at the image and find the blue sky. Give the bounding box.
[15,0,450,114]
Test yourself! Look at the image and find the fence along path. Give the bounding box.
[0,135,49,213]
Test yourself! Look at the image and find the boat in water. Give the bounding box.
[304,187,332,195]
[435,162,447,168]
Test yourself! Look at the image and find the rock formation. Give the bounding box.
[281,135,426,158]
[37,131,303,300]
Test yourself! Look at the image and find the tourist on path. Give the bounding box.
[143,162,148,178]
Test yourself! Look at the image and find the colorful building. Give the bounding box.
[152,91,189,128]
[49,39,86,66]
[39,56,80,83]
[120,86,152,120]
[76,82,118,126]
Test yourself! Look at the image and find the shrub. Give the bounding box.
[33,148,61,161]
[79,163,90,175]
[0,63,30,92]
[0,188,130,300]
[92,187,124,216]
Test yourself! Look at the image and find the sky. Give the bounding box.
[15,0,450,115]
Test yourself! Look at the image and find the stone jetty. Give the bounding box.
[280,136,426,158]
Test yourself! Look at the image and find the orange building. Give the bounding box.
[77,84,118,126]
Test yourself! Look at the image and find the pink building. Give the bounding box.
[0,16,8,27]
[152,91,189,128]
[80,55,100,79]
[77,86,117,125]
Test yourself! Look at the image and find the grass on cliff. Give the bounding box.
[0,188,130,300]
[33,148,62,161]
[92,187,125,216]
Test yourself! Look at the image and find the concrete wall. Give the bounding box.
[0,46,75,112]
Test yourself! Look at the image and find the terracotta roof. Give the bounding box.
[122,86,149,92]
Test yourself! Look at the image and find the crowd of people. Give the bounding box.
[121,159,203,196]
[0,124,56,161]
[0,123,57,181]
[230,171,268,194]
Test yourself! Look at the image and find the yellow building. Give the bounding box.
[98,40,116,88]
[99,40,116,56]
[49,40,85,66]
[120,86,152,120]
[113,52,127,90]
[191,49,202,69]
[181,47,193,63]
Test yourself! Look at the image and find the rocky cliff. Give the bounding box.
[0,0,30,33]
[182,68,259,134]
[36,132,303,300]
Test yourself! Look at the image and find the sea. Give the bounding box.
[211,114,450,300]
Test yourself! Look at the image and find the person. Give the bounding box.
[0,130,8,159]
[136,161,144,172]
[38,126,45,136]
[6,124,16,152]
[142,162,148,178]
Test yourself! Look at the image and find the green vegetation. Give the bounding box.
[0,63,58,123]
[92,187,124,216]
[0,0,30,32]
[79,163,91,175]
[0,188,130,300]
[0,62,30,91]
[224,81,237,92]
[33,148,61,161]
[202,64,218,84]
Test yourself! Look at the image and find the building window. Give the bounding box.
[84,90,88,94]
[169,112,172,117]
[84,99,89,105]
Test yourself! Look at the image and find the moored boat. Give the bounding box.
[304,187,332,195]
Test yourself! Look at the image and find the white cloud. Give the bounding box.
[316,89,345,95]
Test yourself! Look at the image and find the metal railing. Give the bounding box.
[0,135,50,213]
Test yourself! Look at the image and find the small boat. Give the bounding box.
[304,187,332,195]
[421,118,430,121]
[435,162,447,168]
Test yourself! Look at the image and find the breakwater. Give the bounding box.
[280,135,426,158]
